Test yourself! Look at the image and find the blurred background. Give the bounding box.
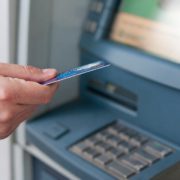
[0,1,16,180]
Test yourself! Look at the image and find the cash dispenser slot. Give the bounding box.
[87,80,138,112]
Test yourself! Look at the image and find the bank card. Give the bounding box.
[42,61,110,85]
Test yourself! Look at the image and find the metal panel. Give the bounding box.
[17,0,89,110]
[47,0,89,109]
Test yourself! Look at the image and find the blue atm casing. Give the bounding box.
[26,0,180,179]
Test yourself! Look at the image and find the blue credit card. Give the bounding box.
[41,61,111,85]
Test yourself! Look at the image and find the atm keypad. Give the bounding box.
[71,141,89,153]
[130,135,148,147]
[117,141,136,153]
[97,129,112,140]
[144,141,172,157]
[70,122,173,179]
[107,161,135,178]
[85,135,100,146]
[95,154,112,165]
[107,147,124,159]
[84,147,100,159]
[95,141,112,152]
[132,149,159,164]
[107,134,122,146]
[121,155,148,171]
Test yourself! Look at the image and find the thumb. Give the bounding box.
[0,63,57,82]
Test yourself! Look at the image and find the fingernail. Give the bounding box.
[43,69,57,76]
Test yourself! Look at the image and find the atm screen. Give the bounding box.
[110,0,180,63]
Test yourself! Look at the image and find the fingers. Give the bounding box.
[0,63,58,82]
[0,76,59,105]
[0,103,37,125]
[0,103,38,139]
[0,63,60,139]
[14,105,38,124]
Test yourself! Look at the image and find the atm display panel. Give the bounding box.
[110,0,180,63]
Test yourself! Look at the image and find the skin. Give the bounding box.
[0,63,59,139]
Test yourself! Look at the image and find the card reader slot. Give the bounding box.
[87,80,138,112]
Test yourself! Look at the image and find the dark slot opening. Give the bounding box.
[87,80,138,112]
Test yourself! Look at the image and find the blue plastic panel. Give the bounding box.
[80,35,180,90]
[33,157,68,180]
[26,100,180,180]
[26,1,180,179]
[81,53,180,146]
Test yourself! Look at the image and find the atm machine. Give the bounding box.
[21,0,180,179]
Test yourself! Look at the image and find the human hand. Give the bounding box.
[0,63,59,139]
